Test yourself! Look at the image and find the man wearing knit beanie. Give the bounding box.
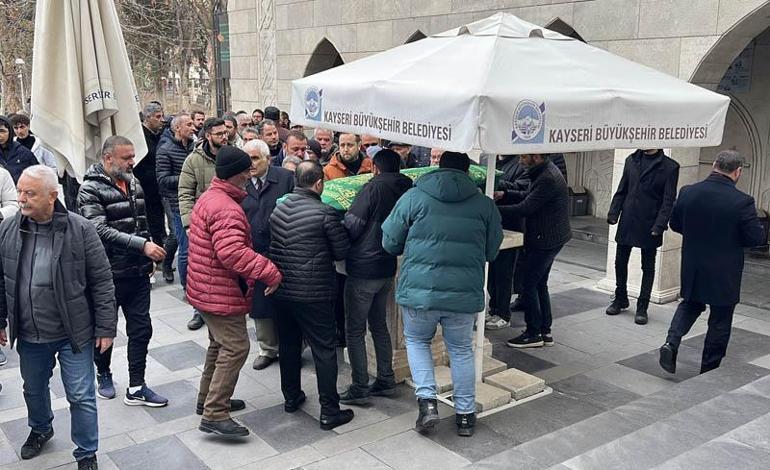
[187,145,283,436]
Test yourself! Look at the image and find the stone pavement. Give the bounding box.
[1,239,770,469]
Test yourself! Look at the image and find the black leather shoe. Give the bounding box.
[659,343,677,374]
[196,399,246,415]
[320,409,354,430]
[635,301,649,325]
[415,398,440,433]
[78,455,98,470]
[252,355,275,370]
[456,412,476,437]
[284,391,306,413]
[369,380,398,397]
[187,312,204,330]
[199,418,249,436]
[339,386,370,405]
[606,296,629,315]
[162,267,174,283]
[20,429,54,459]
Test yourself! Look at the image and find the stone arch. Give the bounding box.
[405,30,427,44]
[544,17,585,42]
[304,38,345,77]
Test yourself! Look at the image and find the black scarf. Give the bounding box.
[17,134,35,150]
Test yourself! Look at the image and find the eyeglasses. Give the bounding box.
[361,143,377,148]
[210,131,228,137]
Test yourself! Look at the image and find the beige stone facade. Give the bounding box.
[228,0,770,303]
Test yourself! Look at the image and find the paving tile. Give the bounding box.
[549,288,613,320]
[237,405,328,453]
[363,430,470,470]
[311,411,413,458]
[466,446,544,470]
[684,328,770,364]
[424,417,511,463]
[0,374,31,411]
[96,396,159,438]
[148,340,206,371]
[485,369,545,400]
[515,410,640,467]
[722,411,770,452]
[748,353,770,370]
[550,374,641,410]
[143,379,200,423]
[617,344,702,382]
[108,435,207,470]
[480,401,565,444]
[561,422,703,470]
[177,427,277,470]
[237,445,323,470]
[650,436,770,470]
[491,345,556,374]
[660,389,770,440]
[301,448,391,470]
[513,391,607,429]
[583,363,674,396]
[1,407,73,456]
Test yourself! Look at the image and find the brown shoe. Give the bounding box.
[252,355,275,370]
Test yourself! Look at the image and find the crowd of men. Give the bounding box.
[0,101,763,469]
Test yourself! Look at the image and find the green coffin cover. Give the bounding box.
[321,165,498,212]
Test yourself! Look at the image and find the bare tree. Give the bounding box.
[0,0,35,114]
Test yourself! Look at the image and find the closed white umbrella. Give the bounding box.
[290,12,730,387]
[30,0,147,179]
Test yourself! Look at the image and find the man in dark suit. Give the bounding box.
[606,149,680,325]
[241,139,294,370]
[497,154,571,348]
[660,150,765,375]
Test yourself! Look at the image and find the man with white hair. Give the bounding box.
[0,165,116,469]
[241,139,294,370]
[313,128,337,166]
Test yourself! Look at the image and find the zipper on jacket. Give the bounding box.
[29,231,40,342]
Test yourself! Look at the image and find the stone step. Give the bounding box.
[484,368,546,400]
[475,382,512,412]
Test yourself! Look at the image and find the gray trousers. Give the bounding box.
[344,276,396,390]
[253,318,278,359]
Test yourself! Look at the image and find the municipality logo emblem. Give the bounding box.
[304,87,322,121]
[512,100,545,144]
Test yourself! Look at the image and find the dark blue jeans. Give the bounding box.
[171,209,188,288]
[522,246,563,337]
[18,339,97,461]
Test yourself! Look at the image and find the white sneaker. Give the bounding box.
[484,311,494,322]
[485,315,509,330]
[149,273,156,285]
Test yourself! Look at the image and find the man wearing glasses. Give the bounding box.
[178,118,229,331]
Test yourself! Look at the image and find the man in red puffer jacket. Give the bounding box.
[187,146,282,437]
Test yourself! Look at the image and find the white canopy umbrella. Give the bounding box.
[30,0,147,180]
[290,12,730,385]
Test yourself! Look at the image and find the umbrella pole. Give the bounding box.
[475,156,496,383]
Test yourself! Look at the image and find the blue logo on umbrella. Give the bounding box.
[512,100,545,144]
[305,87,323,121]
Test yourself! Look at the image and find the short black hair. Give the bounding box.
[222,114,237,126]
[439,152,471,172]
[203,117,225,133]
[373,149,401,173]
[252,108,263,115]
[295,161,324,188]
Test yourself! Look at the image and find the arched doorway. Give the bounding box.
[689,3,770,211]
[304,38,344,77]
[405,30,426,44]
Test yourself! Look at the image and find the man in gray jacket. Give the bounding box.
[0,165,116,470]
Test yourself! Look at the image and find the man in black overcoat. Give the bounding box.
[241,139,294,370]
[659,150,765,374]
[606,149,680,324]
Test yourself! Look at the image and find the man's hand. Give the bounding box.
[264,284,279,296]
[493,191,504,201]
[95,337,113,353]
[0,329,7,347]
[143,241,166,262]
[651,230,660,237]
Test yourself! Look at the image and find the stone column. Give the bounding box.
[597,148,701,304]
[257,0,277,106]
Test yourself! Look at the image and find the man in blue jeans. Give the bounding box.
[0,165,117,470]
[382,152,502,437]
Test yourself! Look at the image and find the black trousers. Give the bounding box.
[161,199,178,271]
[488,248,517,321]
[665,300,735,374]
[94,276,153,387]
[334,273,346,340]
[522,246,562,336]
[144,191,167,248]
[615,244,657,304]
[276,300,340,415]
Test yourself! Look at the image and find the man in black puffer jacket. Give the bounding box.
[499,154,571,349]
[269,161,354,431]
[78,136,169,408]
[0,116,38,183]
[338,149,412,405]
[156,113,196,283]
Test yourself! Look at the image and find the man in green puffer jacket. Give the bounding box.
[382,152,502,438]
